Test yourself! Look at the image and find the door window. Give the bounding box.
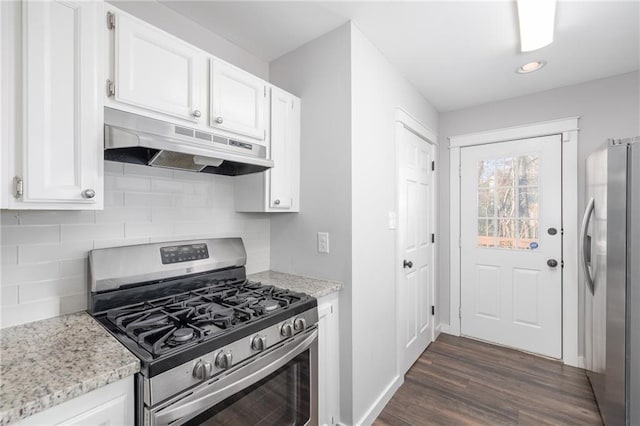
[477,155,539,250]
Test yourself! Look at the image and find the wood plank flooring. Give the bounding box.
[374,334,602,426]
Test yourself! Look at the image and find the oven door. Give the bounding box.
[148,328,318,426]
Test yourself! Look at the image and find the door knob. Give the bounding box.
[82,189,96,199]
[192,109,201,118]
[403,259,413,269]
[547,227,558,235]
[547,259,558,268]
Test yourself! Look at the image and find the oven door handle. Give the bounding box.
[152,328,318,426]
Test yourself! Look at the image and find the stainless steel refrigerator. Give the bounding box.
[583,137,639,426]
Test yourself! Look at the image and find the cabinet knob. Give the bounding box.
[82,189,96,199]
[215,116,224,124]
[273,199,280,205]
[192,110,202,118]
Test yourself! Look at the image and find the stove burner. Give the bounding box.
[173,328,195,342]
[259,299,280,312]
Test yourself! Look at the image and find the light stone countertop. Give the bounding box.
[248,270,342,298]
[0,312,140,425]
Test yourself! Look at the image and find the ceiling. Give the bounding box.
[161,1,640,112]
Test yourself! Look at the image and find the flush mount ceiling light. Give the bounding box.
[517,0,557,52]
[516,60,546,74]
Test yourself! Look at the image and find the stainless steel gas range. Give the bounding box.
[88,238,318,426]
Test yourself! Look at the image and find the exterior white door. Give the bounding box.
[210,59,267,141]
[460,134,562,358]
[397,124,435,374]
[114,12,206,122]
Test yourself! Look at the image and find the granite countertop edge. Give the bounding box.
[0,312,140,426]
[247,270,343,298]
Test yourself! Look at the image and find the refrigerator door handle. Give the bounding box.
[580,197,596,295]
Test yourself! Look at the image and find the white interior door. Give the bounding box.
[460,135,562,358]
[397,124,434,374]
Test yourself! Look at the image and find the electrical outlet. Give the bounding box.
[318,232,329,253]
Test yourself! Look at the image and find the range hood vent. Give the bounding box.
[103,108,273,176]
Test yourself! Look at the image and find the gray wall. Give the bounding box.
[107,1,269,79]
[268,24,353,421]
[437,72,640,350]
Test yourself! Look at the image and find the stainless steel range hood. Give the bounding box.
[103,107,273,176]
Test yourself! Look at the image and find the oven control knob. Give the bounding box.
[251,335,267,351]
[193,360,212,381]
[215,351,233,369]
[280,322,294,338]
[294,318,306,332]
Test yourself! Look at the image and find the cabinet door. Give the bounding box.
[115,13,205,122]
[19,0,102,208]
[318,293,340,426]
[268,87,299,210]
[210,59,266,140]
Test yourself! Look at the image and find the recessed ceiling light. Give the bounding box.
[517,61,546,74]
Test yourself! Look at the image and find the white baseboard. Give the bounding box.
[355,375,403,426]
[437,323,457,336]
[572,355,585,369]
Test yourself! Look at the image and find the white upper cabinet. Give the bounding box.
[269,87,300,210]
[3,0,103,209]
[112,12,206,122]
[235,87,300,213]
[210,59,267,141]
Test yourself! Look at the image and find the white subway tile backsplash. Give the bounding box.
[61,223,124,242]
[17,210,96,225]
[104,160,124,175]
[125,192,174,208]
[19,241,94,263]
[95,207,152,223]
[59,258,88,278]
[1,285,18,305]
[93,237,150,250]
[1,246,18,265]
[2,225,60,245]
[20,276,86,302]
[0,167,270,328]
[124,163,173,178]
[2,262,58,285]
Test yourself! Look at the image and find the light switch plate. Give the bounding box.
[318,232,329,253]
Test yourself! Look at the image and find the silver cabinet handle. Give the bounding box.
[215,117,224,124]
[580,197,596,295]
[273,199,280,205]
[192,110,201,118]
[82,189,96,199]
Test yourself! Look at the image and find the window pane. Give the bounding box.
[496,188,515,217]
[478,189,496,217]
[518,187,538,218]
[497,219,515,248]
[517,155,539,186]
[477,219,496,248]
[495,158,515,187]
[517,219,539,250]
[478,160,494,187]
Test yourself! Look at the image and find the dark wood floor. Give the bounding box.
[374,334,602,426]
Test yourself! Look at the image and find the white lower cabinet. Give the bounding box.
[18,376,134,426]
[1,0,103,210]
[318,292,340,426]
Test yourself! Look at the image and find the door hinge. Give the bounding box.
[106,11,115,30]
[431,305,435,316]
[263,129,266,140]
[458,163,461,177]
[106,79,115,97]
[561,260,565,268]
[431,160,435,171]
[13,176,23,198]
[431,233,435,243]
[264,86,267,97]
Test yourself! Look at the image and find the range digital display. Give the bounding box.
[160,243,209,264]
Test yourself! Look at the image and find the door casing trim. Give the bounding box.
[448,117,580,367]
